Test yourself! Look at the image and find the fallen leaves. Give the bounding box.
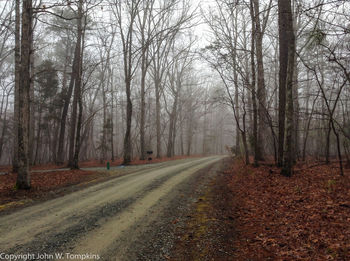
[0,169,100,207]
[171,157,350,260]
[227,159,350,260]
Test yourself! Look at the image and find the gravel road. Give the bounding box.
[0,156,225,261]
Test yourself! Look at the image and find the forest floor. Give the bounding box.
[0,155,200,212]
[171,157,350,260]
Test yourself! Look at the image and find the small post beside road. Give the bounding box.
[147,151,153,161]
[107,162,110,170]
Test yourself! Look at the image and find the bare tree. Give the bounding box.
[111,0,142,164]
[56,5,83,165]
[13,0,20,172]
[280,0,296,177]
[16,0,33,189]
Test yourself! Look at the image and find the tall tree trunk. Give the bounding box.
[167,92,178,158]
[155,77,161,158]
[51,119,59,163]
[68,0,83,168]
[233,10,240,155]
[72,71,83,169]
[140,48,147,160]
[16,0,33,189]
[325,120,332,164]
[293,51,299,162]
[101,73,107,163]
[123,78,132,164]
[33,109,41,165]
[13,0,20,172]
[253,0,266,160]
[68,75,78,166]
[234,85,240,154]
[110,69,115,161]
[56,41,79,165]
[277,0,288,167]
[281,0,295,177]
[242,111,250,165]
[121,2,137,165]
[180,109,184,156]
[202,95,208,155]
[28,42,35,165]
[71,0,84,169]
[0,93,9,161]
[250,0,259,167]
[186,107,193,156]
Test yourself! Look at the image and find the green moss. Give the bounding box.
[295,185,302,194]
[325,247,337,258]
[326,179,336,192]
[184,192,212,260]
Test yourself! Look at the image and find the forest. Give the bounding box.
[0,0,349,260]
[0,0,349,189]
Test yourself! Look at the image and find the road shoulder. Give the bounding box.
[170,157,236,261]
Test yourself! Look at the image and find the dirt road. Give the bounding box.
[0,156,225,261]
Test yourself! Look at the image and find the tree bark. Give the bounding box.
[13,0,20,172]
[110,69,115,162]
[101,68,107,163]
[281,0,295,177]
[155,78,161,158]
[72,67,83,169]
[166,94,178,158]
[68,0,83,168]
[28,33,35,165]
[253,0,267,160]
[325,120,332,164]
[123,78,132,164]
[0,92,10,161]
[120,1,139,165]
[293,54,299,162]
[56,40,79,165]
[250,0,259,167]
[71,0,84,169]
[68,75,79,166]
[16,0,33,189]
[33,108,42,165]
[277,0,288,167]
[140,48,147,160]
